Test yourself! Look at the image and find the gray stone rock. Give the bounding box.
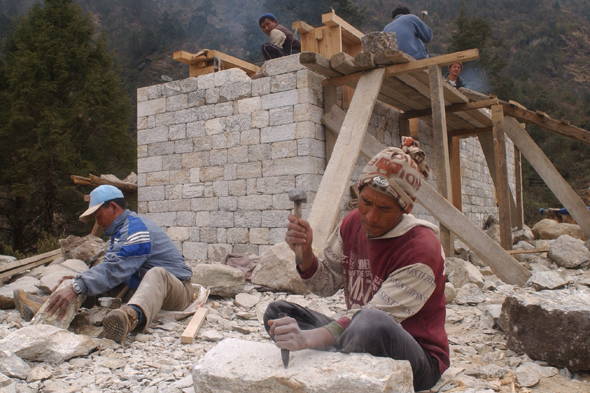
[527,270,569,290]
[0,325,98,364]
[59,235,105,265]
[60,259,88,273]
[251,242,309,294]
[0,255,16,263]
[191,263,245,297]
[0,276,41,309]
[37,264,78,293]
[454,283,486,305]
[0,351,30,380]
[515,361,558,387]
[0,372,15,388]
[26,365,52,382]
[532,219,586,240]
[512,225,535,243]
[500,288,590,370]
[548,235,590,268]
[192,338,414,393]
[446,257,485,288]
[234,293,260,309]
[444,282,457,304]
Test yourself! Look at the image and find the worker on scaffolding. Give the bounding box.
[258,13,301,60]
[384,6,432,60]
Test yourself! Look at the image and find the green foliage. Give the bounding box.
[263,0,366,29]
[0,0,134,254]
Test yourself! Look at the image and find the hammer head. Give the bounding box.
[288,189,307,203]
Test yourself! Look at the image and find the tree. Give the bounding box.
[0,0,135,254]
[263,0,366,30]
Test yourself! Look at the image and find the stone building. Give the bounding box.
[136,54,514,262]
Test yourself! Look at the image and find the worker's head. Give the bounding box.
[258,13,278,35]
[356,137,430,237]
[79,185,126,228]
[392,6,411,19]
[449,62,463,77]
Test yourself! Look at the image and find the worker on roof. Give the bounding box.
[258,13,301,60]
[384,6,432,59]
[264,138,449,392]
[45,185,194,344]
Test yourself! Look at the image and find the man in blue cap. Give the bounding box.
[259,13,301,60]
[46,185,193,344]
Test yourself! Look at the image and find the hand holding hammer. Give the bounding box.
[288,189,307,265]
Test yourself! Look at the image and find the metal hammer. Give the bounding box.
[288,189,307,264]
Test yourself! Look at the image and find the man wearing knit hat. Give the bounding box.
[264,139,448,391]
[45,185,194,344]
[258,13,301,60]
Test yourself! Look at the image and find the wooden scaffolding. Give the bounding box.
[291,12,590,287]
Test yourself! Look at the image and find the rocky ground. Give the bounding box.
[0,220,589,393]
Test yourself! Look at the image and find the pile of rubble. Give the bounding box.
[0,217,589,393]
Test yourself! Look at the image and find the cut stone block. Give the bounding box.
[191,263,245,297]
[0,325,98,364]
[192,338,414,393]
[500,288,590,370]
[251,242,309,294]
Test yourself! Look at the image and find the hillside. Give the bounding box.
[1,0,589,223]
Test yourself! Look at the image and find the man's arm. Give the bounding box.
[269,28,286,47]
[269,315,336,351]
[411,15,432,43]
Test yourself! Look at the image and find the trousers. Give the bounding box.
[264,300,441,391]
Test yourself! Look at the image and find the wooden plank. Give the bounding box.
[491,104,512,249]
[503,116,590,238]
[299,52,343,78]
[206,50,260,75]
[514,146,525,229]
[323,85,338,161]
[324,49,479,87]
[317,25,342,58]
[324,105,530,286]
[502,103,590,145]
[429,65,453,256]
[448,127,492,138]
[172,50,196,64]
[189,65,215,77]
[401,99,499,119]
[308,68,385,250]
[507,247,549,255]
[330,52,371,75]
[417,181,530,285]
[449,136,462,210]
[292,20,315,34]
[180,307,209,344]
[321,11,364,41]
[0,249,61,275]
[409,118,420,138]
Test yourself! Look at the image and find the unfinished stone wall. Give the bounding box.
[137,54,514,261]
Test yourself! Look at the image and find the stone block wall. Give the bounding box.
[137,54,514,262]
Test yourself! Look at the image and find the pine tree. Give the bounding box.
[0,0,135,254]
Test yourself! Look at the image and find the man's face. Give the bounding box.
[358,186,405,238]
[260,18,278,35]
[94,202,118,228]
[449,63,462,77]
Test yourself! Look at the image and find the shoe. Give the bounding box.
[13,289,46,321]
[102,305,138,344]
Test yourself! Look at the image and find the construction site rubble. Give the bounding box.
[0,219,588,392]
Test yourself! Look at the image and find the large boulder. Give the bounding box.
[192,338,414,393]
[500,288,590,370]
[548,235,590,268]
[0,325,99,364]
[532,219,586,240]
[251,242,309,294]
[191,263,245,297]
[59,235,105,266]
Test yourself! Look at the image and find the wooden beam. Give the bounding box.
[321,11,364,41]
[180,307,209,344]
[189,65,216,77]
[448,127,492,138]
[502,102,590,145]
[401,99,499,119]
[449,136,462,210]
[299,52,343,78]
[429,65,453,256]
[514,146,525,229]
[503,116,590,238]
[323,85,339,161]
[491,104,513,249]
[308,68,385,250]
[0,249,61,280]
[416,181,530,285]
[292,20,315,34]
[324,49,480,87]
[325,105,530,286]
[507,247,549,255]
[330,52,371,74]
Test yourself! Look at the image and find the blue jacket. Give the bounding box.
[384,14,432,60]
[74,210,192,296]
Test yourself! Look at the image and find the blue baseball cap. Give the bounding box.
[79,185,124,222]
